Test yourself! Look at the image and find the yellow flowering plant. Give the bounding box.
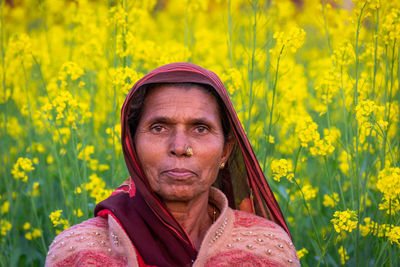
[0,0,399,265]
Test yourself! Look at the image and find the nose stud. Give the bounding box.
[185,147,193,157]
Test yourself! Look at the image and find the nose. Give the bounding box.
[169,129,190,157]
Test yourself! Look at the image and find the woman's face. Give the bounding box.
[134,85,234,203]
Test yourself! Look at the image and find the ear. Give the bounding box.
[221,135,235,164]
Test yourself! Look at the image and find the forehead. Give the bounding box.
[139,85,220,120]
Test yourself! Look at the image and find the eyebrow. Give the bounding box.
[146,116,215,126]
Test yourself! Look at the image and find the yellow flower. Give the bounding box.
[380,8,400,45]
[338,150,351,175]
[25,232,32,240]
[268,135,275,144]
[271,26,306,55]
[297,248,308,259]
[49,210,63,227]
[81,174,113,203]
[376,167,400,201]
[332,42,355,67]
[109,67,142,95]
[0,201,10,214]
[28,182,40,197]
[359,217,378,237]
[58,61,84,81]
[0,219,12,236]
[74,186,82,194]
[295,116,320,148]
[338,245,350,264]
[32,228,42,239]
[378,198,400,215]
[49,210,70,231]
[46,155,54,165]
[23,222,31,230]
[323,193,339,208]
[331,209,358,234]
[385,225,400,246]
[271,159,293,182]
[220,68,244,95]
[98,164,110,171]
[11,157,35,182]
[77,144,95,161]
[73,208,83,217]
[301,183,318,201]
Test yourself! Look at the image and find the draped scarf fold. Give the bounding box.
[95,62,291,266]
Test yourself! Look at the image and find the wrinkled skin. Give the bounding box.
[134,85,233,204]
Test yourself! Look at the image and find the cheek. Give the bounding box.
[135,137,162,184]
[196,142,224,182]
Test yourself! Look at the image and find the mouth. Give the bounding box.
[162,168,196,179]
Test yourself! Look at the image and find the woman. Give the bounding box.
[46,63,299,266]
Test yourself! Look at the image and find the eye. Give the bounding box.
[194,125,209,134]
[150,125,166,134]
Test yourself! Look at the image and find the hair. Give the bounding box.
[128,82,231,142]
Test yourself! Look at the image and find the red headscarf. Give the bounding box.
[95,63,290,266]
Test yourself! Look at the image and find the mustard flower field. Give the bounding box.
[1,0,399,266]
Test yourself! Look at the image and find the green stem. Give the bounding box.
[293,179,324,261]
[320,0,333,55]
[265,45,284,153]
[372,8,379,98]
[353,4,367,264]
[246,0,258,134]
[228,0,233,68]
[30,194,47,254]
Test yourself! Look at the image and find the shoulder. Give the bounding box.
[204,209,300,266]
[45,217,128,267]
[232,209,286,230]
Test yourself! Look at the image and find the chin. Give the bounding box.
[159,193,195,202]
[157,188,204,203]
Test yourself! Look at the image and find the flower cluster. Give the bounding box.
[271,27,306,55]
[79,174,113,204]
[221,68,244,95]
[376,167,400,214]
[331,42,355,67]
[106,124,122,155]
[338,245,349,265]
[270,159,294,182]
[49,210,70,234]
[323,193,339,208]
[77,144,109,171]
[58,61,84,83]
[0,220,12,236]
[1,201,10,214]
[23,222,42,241]
[295,116,320,148]
[41,89,92,130]
[380,8,400,45]
[296,248,308,259]
[11,157,35,182]
[110,67,142,96]
[331,209,358,234]
[1,0,400,264]
[310,128,341,157]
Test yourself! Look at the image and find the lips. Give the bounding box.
[163,168,196,179]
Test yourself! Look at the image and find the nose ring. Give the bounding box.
[185,147,193,157]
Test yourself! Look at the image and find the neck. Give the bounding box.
[165,192,213,250]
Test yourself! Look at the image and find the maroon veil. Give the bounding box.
[95,63,291,266]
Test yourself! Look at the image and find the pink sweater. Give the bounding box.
[46,188,300,266]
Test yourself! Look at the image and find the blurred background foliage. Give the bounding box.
[0,0,399,266]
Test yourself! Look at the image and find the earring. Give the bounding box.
[185,147,193,157]
[219,162,225,169]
